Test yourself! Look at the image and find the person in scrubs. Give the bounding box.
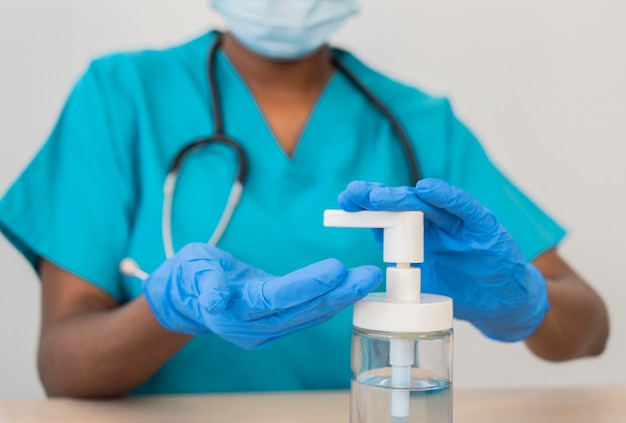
[0,0,609,397]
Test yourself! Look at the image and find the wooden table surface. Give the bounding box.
[0,386,624,422]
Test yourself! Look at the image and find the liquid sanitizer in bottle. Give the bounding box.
[324,210,453,423]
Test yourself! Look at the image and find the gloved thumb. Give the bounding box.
[415,178,498,233]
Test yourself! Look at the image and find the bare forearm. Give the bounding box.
[38,296,191,398]
[525,274,609,361]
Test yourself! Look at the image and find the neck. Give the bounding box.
[221,32,334,93]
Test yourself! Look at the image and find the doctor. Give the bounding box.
[0,0,608,397]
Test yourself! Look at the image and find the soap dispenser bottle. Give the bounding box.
[324,210,453,423]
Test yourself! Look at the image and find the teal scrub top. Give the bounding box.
[0,31,565,395]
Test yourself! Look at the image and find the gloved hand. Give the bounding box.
[338,178,549,342]
[143,243,382,349]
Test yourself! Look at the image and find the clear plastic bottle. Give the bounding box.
[351,328,453,423]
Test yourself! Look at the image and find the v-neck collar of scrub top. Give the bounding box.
[216,48,342,164]
[207,33,351,175]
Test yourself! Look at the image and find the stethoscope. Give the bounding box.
[120,32,420,281]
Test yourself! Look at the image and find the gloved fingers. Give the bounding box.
[364,184,465,235]
[141,249,234,335]
[339,181,468,239]
[340,181,432,212]
[180,242,272,281]
[263,258,351,309]
[368,185,458,225]
[210,265,382,350]
[250,265,382,332]
[289,264,382,318]
[173,245,246,315]
[216,312,336,350]
[184,259,233,316]
[338,181,387,211]
[229,258,349,320]
[177,243,275,316]
[415,179,498,232]
[367,185,428,209]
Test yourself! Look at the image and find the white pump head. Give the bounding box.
[324,209,453,333]
[323,210,423,265]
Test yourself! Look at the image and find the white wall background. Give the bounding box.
[0,0,624,399]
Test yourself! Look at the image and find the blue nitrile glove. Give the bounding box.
[143,243,382,349]
[338,178,549,342]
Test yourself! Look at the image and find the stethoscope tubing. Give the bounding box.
[330,55,419,185]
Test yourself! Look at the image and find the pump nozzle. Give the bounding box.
[324,210,425,303]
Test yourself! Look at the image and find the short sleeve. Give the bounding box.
[0,59,136,301]
[442,102,566,261]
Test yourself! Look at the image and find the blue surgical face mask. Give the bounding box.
[211,0,359,60]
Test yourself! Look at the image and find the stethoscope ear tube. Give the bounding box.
[207,180,243,247]
[119,258,149,281]
[161,172,178,259]
[167,135,249,183]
